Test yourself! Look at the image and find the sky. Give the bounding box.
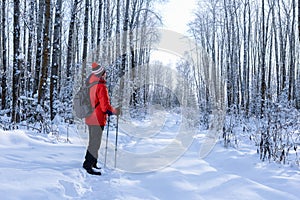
[156,0,198,34]
[151,0,198,66]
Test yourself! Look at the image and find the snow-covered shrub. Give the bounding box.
[251,100,300,166]
[222,105,240,148]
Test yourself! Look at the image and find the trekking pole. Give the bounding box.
[114,115,119,168]
[104,115,110,168]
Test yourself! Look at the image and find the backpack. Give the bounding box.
[73,81,100,119]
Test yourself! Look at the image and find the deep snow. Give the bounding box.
[0,111,299,200]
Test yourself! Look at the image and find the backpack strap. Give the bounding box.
[87,80,104,109]
[86,73,93,86]
[88,81,100,88]
[86,74,103,88]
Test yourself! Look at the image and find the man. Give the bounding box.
[83,62,120,175]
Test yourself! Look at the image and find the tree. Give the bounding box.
[66,0,80,79]
[37,0,51,105]
[297,0,300,108]
[299,0,300,41]
[189,0,299,117]
[260,0,272,114]
[117,0,130,108]
[1,0,7,110]
[81,0,89,83]
[277,0,288,93]
[50,0,63,120]
[96,0,103,60]
[33,1,44,97]
[0,0,162,127]
[288,0,296,101]
[12,0,21,123]
[26,0,35,96]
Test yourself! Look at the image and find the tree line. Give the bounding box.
[0,0,299,131]
[186,0,300,165]
[0,0,162,124]
[188,0,300,116]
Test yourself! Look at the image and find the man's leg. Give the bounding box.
[87,125,103,159]
[83,125,103,175]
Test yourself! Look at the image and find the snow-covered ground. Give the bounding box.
[0,110,299,200]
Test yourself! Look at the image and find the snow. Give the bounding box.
[0,110,300,200]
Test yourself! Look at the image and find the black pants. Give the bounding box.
[87,125,104,159]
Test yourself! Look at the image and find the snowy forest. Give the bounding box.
[189,0,300,165]
[0,0,300,167]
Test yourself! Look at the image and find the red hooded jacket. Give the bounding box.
[85,73,117,126]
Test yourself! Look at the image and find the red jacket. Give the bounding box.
[85,74,117,126]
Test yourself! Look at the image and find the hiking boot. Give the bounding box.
[83,165,101,176]
[93,162,101,169]
[83,150,101,176]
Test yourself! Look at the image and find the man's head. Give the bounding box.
[92,62,106,77]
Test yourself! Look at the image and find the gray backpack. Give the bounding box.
[73,81,100,118]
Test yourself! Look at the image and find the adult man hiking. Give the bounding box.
[83,62,120,175]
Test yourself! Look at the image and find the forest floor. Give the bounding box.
[0,109,299,200]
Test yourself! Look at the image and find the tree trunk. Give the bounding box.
[26,0,34,96]
[277,0,287,93]
[33,1,44,97]
[82,0,89,84]
[223,0,232,108]
[20,0,26,99]
[1,0,7,110]
[270,0,280,99]
[288,0,296,101]
[66,0,79,79]
[298,0,300,42]
[242,0,250,114]
[246,1,251,114]
[90,0,95,61]
[129,0,139,108]
[233,0,241,110]
[297,0,300,108]
[96,0,103,58]
[260,0,267,114]
[37,0,51,104]
[12,0,21,123]
[50,0,62,120]
[115,0,120,57]
[118,0,130,108]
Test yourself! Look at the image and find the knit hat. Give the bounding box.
[92,62,105,75]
